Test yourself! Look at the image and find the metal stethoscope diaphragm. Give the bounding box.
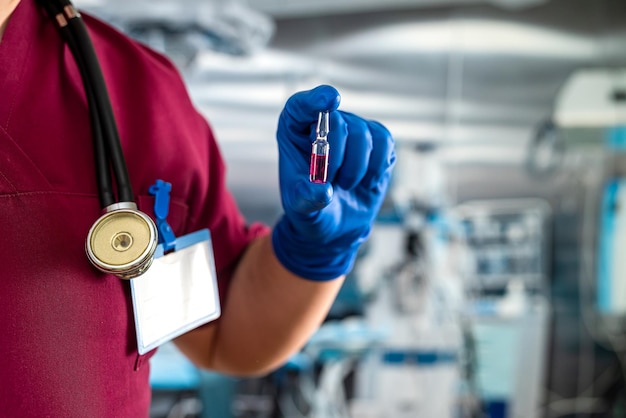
[86,202,158,279]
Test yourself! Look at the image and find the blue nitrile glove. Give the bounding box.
[271,85,396,281]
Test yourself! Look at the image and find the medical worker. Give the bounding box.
[0,0,395,416]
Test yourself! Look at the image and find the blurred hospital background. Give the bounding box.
[76,0,626,416]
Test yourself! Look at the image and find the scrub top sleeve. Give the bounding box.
[184,114,270,303]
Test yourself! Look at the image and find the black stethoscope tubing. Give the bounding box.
[37,0,133,208]
[36,0,159,279]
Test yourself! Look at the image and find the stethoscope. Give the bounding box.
[37,0,158,279]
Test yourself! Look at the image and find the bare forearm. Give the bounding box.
[174,233,344,376]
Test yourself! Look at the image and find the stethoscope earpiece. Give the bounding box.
[86,203,158,279]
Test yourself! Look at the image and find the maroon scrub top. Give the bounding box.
[0,1,268,416]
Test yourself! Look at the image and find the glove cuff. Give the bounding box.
[271,217,361,282]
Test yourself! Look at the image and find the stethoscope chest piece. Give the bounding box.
[38,0,159,279]
[86,202,158,279]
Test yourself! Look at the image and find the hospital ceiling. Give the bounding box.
[74,0,626,220]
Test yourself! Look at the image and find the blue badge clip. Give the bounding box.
[149,179,177,252]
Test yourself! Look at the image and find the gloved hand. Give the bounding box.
[272,85,396,281]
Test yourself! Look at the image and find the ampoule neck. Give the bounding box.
[316,111,330,139]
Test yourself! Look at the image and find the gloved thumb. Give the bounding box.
[284,179,333,215]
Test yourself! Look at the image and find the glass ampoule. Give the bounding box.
[309,111,330,184]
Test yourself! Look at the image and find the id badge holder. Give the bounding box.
[130,180,221,354]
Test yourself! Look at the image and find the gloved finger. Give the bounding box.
[279,85,341,153]
[362,120,396,191]
[324,110,347,183]
[283,178,333,215]
[333,112,373,190]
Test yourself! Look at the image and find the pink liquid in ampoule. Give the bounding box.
[309,111,330,183]
[310,152,329,183]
